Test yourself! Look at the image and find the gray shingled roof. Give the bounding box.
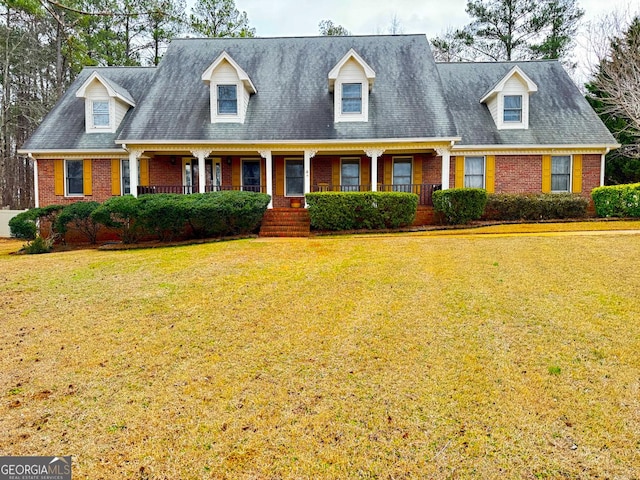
[436,61,617,146]
[22,67,156,151]
[117,35,459,142]
[99,74,136,106]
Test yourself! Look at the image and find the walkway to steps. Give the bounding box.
[259,208,310,237]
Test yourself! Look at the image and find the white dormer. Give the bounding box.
[75,71,135,134]
[480,65,537,130]
[329,49,375,123]
[202,51,256,124]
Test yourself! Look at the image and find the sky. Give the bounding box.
[235,0,639,39]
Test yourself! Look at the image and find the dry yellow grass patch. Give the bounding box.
[1,228,639,479]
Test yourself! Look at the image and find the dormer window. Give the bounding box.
[503,95,522,122]
[75,71,135,133]
[217,85,238,115]
[480,66,537,130]
[342,84,362,114]
[329,49,375,123]
[202,51,256,124]
[92,100,110,127]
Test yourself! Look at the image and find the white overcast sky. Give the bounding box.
[235,0,639,38]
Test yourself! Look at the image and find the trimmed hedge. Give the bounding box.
[484,193,589,221]
[432,188,488,225]
[592,183,640,217]
[305,191,418,231]
[91,195,142,244]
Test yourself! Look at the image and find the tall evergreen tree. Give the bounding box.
[189,0,254,38]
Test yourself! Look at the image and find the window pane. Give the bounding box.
[342,83,362,113]
[66,160,84,195]
[464,157,484,188]
[218,85,237,114]
[503,95,522,122]
[242,160,261,191]
[393,159,412,188]
[121,159,130,195]
[286,160,304,196]
[341,160,360,190]
[93,101,109,126]
[551,156,571,191]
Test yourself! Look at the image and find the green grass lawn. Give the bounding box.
[1,225,639,479]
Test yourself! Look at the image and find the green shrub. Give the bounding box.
[137,194,188,241]
[305,192,418,231]
[592,183,640,217]
[432,188,488,225]
[23,235,54,254]
[484,193,589,221]
[185,191,271,237]
[9,205,65,240]
[9,209,39,240]
[55,201,102,244]
[91,196,141,244]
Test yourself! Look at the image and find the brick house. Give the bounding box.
[20,35,617,230]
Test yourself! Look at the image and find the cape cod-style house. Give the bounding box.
[20,34,618,231]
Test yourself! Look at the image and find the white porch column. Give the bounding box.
[436,147,451,190]
[365,148,385,191]
[304,150,317,206]
[258,150,273,208]
[191,149,212,193]
[29,154,39,208]
[600,153,606,187]
[127,148,144,197]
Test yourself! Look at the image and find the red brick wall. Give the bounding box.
[38,158,114,207]
[494,155,543,194]
[582,154,602,197]
[150,156,182,186]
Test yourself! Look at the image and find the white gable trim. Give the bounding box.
[480,65,537,104]
[75,71,135,107]
[328,48,375,92]
[201,51,256,94]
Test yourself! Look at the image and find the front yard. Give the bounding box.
[1,224,639,478]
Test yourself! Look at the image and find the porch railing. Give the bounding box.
[311,183,442,206]
[138,185,266,195]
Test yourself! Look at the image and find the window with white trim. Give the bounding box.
[121,159,131,195]
[503,95,522,122]
[341,159,360,191]
[92,100,110,128]
[217,85,238,115]
[393,157,412,192]
[551,155,571,192]
[465,156,485,188]
[341,83,362,114]
[285,159,304,196]
[66,160,84,196]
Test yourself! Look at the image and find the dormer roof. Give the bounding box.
[480,65,537,104]
[75,71,136,107]
[328,48,376,92]
[201,51,256,94]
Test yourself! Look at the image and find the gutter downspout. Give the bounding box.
[601,148,610,187]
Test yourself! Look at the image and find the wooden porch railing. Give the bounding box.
[138,185,266,195]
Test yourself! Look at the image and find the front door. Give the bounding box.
[242,159,261,192]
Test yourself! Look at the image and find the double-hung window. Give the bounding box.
[66,160,84,196]
[341,159,360,191]
[341,83,362,114]
[217,85,238,115]
[503,95,522,123]
[285,159,304,196]
[551,155,571,192]
[92,100,110,128]
[465,156,485,188]
[393,158,412,192]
